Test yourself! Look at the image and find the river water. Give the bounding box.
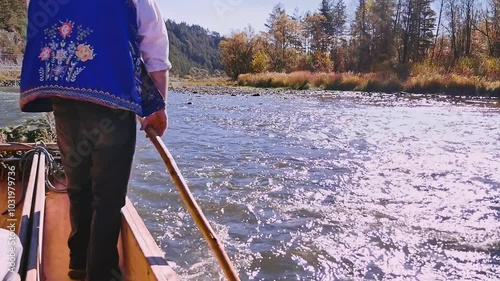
[1,89,499,280]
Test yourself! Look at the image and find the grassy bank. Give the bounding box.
[238,71,500,97]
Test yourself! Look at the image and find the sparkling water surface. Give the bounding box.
[1,90,499,280]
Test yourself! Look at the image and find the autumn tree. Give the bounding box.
[300,14,334,72]
[218,0,496,77]
[219,31,254,80]
[265,3,302,72]
[250,34,271,73]
[446,0,479,60]
[289,8,307,53]
[304,13,330,53]
[491,0,500,57]
[484,0,500,57]
[474,0,500,57]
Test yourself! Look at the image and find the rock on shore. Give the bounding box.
[0,79,20,88]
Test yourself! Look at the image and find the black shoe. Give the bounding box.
[68,269,86,280]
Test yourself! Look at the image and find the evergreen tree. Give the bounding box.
[319,0,335,24]
[265,3,286,34]
[397,0,436,63]
[351,0,374,71]
[332,0,348,43]
[372,0,396,66]
[318,0,334,50]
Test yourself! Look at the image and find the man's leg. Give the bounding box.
[52,98,93,273]
[85,107,136,281]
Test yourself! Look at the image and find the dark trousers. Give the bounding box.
[52,98,136,281]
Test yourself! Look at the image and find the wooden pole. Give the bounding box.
[140,121,240,281]
[0,143,59,152]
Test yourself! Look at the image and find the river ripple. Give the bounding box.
[1,90,499,280]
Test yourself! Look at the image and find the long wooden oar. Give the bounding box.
[0,143,59,152]
[138,118,240,281]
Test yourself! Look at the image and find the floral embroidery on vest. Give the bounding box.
[38,21,96,82]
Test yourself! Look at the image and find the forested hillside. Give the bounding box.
[166,20,224,76]
[0,0,25,34]
[0,0,26,63]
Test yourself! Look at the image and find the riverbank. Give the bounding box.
[238,72,500,98]
[0,63,21,87]
[0,79,19,87]
[4,81,500,101]
[170,85,500,105]
[170,85,302,96]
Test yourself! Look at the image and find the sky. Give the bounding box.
[157,0,357,36]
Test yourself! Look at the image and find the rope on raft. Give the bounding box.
[1,142,66,215]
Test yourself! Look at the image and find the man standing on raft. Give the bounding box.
[19,0,171,280]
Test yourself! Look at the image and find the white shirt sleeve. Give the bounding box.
[135,0,172,72]
[0,229,23,281]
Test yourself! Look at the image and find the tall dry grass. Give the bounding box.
[238,72,313,89]
[237,71,500,97]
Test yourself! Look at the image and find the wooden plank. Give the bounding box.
[17,153,40,279]
[25,153,46,281]
[42,191,177,281]
[37,153,46,278]
[0,143,59,152]
[121,197,178,281]
[41,190,72,281]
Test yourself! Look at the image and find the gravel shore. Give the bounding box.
[169,85,316,96]
[0,79,20,88]
[3,83,499,103]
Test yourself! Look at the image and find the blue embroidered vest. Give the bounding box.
[20,0,165,117]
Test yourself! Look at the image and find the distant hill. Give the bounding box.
[166,20,224,76]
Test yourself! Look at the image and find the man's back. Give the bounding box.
[21,0,169,117]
